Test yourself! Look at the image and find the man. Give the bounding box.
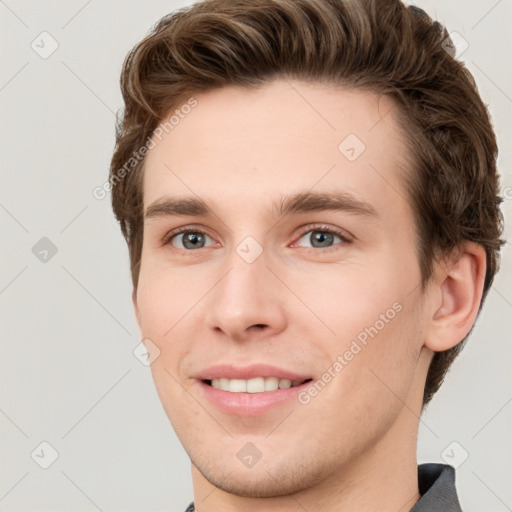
[109,0,504,510]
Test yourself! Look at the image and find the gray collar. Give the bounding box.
[410,463,462,511]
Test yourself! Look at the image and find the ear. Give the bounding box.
[132,287,143,337]
[424,241,487,352]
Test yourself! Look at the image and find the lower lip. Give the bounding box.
[198,380,311,416]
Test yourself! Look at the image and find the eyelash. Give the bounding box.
[162,223,352,254]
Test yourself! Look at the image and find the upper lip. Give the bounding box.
[195,363,312,381]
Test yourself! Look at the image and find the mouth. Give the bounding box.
[195,363,314,415]
[198,377,314,416]
[202,377,313,393]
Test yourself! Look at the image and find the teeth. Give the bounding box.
[278,378,291,389]
[229,379,247,392]
[210,377,305,393]
[264,377,278,391]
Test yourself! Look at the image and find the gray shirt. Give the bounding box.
[184,463,462,511]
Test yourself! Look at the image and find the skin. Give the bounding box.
[133,79,486,511]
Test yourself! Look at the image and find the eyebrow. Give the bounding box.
[145,190,378,221]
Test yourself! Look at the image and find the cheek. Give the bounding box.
[308,257,423,403]
[342,298,423,412]
[301,264,404,342]
[136,270,196,417]
[135,265,209,385]
[135,262,198,337]
[311,299,423,441]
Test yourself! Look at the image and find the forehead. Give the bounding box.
[142,79,413,219]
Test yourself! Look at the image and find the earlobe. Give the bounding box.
[424,242,486,352]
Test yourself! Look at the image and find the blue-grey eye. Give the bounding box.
[297,230,342,249]
[171,231,212,250]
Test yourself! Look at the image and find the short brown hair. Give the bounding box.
[109,0,505,407]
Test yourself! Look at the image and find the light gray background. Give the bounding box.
[1,1,511,511]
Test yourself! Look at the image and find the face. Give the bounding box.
[134,79,432,498]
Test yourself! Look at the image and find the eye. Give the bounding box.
[164,227,216,251]
[292,224,351,251]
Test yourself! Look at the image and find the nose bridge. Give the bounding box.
[219,237,273,312]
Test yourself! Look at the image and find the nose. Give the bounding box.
[203,243,288,342]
